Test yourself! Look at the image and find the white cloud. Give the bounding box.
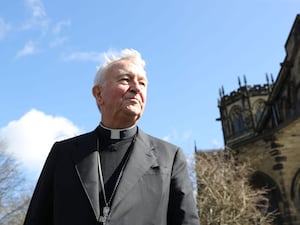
[16,41,39,57]
[0,109,80,173]
[52,20,71,34]
[49,36,69,47]
[11,1,72,56]
[62,51,103,62]
[211,138,223,149]
[163,130,178,142]
[25,0,46,18]
[22,0,49,31]
[49,20,71,47]
[0,17,11,40]
[163,129,192,143]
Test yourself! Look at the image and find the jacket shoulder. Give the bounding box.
[55,130,96,145]
[138,129,180,152]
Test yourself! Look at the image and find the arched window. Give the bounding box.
[253,99,266,124]
[230,106,244,135]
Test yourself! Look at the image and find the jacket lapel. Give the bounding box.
[71,129,157,221]
[72,132,101,221]
[111,130,158,210]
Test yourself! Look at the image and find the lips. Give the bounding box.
[127,98,140,104]
[125,94,142,103]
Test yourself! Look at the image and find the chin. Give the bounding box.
[125,105,143,114]
[124,109,142,119]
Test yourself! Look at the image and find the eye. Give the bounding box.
[139,78,147,87]
[139,81,146,87]
[119,76,130,83]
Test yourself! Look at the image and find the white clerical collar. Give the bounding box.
[99,123,137,139]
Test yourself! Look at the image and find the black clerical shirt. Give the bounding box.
[95,124,137,211]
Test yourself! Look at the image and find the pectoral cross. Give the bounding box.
[99,206,110,225]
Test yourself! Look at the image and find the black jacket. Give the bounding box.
[23,128,200,225]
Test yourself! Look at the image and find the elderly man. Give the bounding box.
[23,49,200,225]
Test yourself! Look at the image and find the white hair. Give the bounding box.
[94,48,146,86]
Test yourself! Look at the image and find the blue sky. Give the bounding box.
[0,0,299,175]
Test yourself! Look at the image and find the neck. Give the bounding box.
[100,123,136,132]
[101,118,138,130]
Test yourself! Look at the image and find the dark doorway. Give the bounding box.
[250,171,283,225]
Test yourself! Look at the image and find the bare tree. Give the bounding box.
[0,141,31,225]
[195,150,276,225]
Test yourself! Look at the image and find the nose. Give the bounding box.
[129,80,142,94]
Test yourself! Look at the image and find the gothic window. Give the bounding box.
[230,106,244,135]
[253,100,266,123]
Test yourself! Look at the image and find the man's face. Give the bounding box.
[94,58,147,128]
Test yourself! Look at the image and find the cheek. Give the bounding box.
[103,87,126,103]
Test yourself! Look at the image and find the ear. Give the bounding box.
[92,85,103,104]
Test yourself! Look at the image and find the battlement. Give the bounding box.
[219,83,272,105]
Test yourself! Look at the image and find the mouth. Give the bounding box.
[128,98,140,103]
[125,97,141,105]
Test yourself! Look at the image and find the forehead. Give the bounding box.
[106,59,147,79]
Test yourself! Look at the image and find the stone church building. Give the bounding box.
[216,14,300,224]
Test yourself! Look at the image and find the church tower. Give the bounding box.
[217,14,300,225]
[218,75,274,148]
